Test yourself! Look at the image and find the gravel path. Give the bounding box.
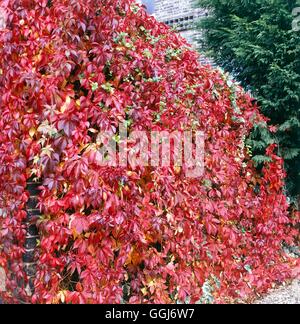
[255,280,300,304]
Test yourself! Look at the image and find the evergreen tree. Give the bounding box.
[197,0,300,199]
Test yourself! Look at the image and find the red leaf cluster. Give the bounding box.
[0,0,298,304]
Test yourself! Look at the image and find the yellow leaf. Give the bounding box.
[29,127,36,138]
[148,280,155,288]
[61,96,71,113]
[57,291,66,303]
[141,287,147,296]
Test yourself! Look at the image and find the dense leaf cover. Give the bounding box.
[0,0,298,304]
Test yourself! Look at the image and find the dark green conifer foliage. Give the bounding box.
[197,0,300,198]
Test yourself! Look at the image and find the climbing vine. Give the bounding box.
[0,0,298,304]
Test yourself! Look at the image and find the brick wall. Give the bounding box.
[139,0,213,64]
[152,0,205,22]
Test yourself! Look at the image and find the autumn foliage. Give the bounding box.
[0,0,298,304]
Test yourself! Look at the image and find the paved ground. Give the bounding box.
[255,280,300,304]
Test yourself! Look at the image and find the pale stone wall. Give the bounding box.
[0,7,6,29]
[139,0,213,64]
[0,267,5,292]
[152,0,206,23]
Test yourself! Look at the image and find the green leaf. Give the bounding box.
[91,82,99,92]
